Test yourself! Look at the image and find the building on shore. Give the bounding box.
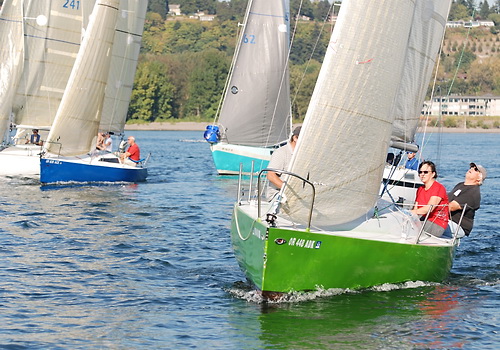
[422,95,500,117]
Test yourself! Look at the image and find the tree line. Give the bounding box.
[128,0,500,123]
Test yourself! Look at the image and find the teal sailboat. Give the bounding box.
[230,0,460,294]
[204,0,292,175]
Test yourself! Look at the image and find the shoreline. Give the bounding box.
[125,122,500,133]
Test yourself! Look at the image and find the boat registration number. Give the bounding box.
[45,160,62,165]
[289,237,322,249]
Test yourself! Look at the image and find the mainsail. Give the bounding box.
[11,1,97,131]
[0,0,24,140]
[283,0,449,227]
[100,0,148,134]
[45,0,120,156]
[390,1,452,148]
[217,0,291,147]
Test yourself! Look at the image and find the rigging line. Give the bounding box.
[447,8,476,98]
[290,1,336,121]
[420,2,464,167]
[436,7,476,166]
[211,0,253,127]
[420,27,447,165]
[264,0,298,147]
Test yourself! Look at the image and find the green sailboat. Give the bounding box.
[230,0,460,294]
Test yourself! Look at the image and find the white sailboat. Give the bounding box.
[204,0,292,175]
[0,0,97,178]
[230,0,462,295]
[40,0,148,184]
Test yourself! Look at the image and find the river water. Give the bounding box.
[0,130,498,349]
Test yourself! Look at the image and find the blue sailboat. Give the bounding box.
[40,0,148,184]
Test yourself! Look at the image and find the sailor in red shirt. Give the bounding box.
[120,136,141,166]
[411,160,449,237]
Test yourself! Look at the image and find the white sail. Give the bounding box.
[390,0,452,146]
[45,0,120,156]
[100,0,147,134]
[217,0,291,147]
[0,0,24,140]
[283,0,427,227]
[11,0,97,130]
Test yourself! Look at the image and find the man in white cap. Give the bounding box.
[448,162,487,236]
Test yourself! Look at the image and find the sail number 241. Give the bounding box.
[63,0,80,10]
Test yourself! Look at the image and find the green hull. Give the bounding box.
[231,205,457,293]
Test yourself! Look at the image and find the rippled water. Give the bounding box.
[0,131,498,349]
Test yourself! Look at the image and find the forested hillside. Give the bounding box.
[127,0,500,123]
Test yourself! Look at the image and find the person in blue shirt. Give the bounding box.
[405,150,419,170]
[25,129,42,146]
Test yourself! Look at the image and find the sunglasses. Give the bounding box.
[418,170,430,175]
[470,165,479,172]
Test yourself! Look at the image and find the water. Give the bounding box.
[0,131,498,349]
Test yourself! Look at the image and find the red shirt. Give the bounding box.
[127,143,140,161]
[415,181,449,229]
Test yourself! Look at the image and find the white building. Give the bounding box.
[422,95,500,117]
[169,4,181,16]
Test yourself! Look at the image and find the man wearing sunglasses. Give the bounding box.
[447,162,487,236]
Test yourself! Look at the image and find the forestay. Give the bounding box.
[217,0,291,147]
[282,0,423,227]
[100,0,148,135]
[390,0,452,147]
[45,0,119,156]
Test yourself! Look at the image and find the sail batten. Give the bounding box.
[217,0,291,147]
[283,0,425,227]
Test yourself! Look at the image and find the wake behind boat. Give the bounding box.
[204,0,292,175]
[229,0,460,295]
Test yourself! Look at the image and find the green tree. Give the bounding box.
[479,1,491,19]
[128,60,176,122]
[291,0,314,20]
[290,60,321,121]
[215,0,246,22]
[148,0,168,18]
[182,50,230,119]
[449,3,470,20]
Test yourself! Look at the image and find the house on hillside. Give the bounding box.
[422,95,500,117]
[169,4,181,16]
[446,20,495,28]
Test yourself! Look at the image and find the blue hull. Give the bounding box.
[40,158,147,184]
[211,144,273,175]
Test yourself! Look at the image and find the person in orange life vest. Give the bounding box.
[120,136,140,166]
